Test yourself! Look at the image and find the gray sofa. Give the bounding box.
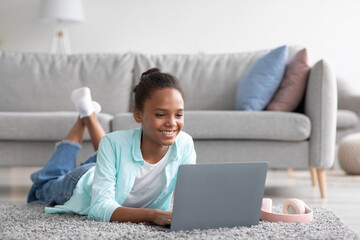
[0,46,337,198]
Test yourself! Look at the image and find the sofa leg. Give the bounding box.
[310,168,317,186]
[316,168,327,198]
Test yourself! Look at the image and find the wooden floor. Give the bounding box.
[0,167,359,236]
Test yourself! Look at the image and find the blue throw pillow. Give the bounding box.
[235,45,288,111]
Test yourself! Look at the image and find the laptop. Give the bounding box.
[155,162,268,231]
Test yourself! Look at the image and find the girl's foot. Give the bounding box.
[71,87,101,118]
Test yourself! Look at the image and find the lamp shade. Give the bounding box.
[39,0,85,23]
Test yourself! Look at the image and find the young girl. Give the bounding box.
[27,68,196,226]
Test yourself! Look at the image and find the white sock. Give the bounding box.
[92,101,101,116]
[71,87,101,118]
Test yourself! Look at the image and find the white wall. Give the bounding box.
[1,0,360,92]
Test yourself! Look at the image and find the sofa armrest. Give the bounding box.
[304,60,337,168]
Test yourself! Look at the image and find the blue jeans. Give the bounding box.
[27,141,97,206]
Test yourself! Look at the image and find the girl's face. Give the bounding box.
[134,88,184,149]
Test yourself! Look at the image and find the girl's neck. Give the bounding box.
[140,138,169,164]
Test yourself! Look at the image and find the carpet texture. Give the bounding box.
[0,203,359,240]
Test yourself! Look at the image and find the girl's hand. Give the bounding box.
[151,209,172,226]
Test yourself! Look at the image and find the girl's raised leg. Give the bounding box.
[83,113,106,151]
[64,116,87,145]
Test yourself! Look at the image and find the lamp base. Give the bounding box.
[50,27,71,54]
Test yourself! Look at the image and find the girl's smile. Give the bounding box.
[159,130,176,137]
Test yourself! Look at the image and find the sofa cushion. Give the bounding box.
[112,111,310,141]
[235,45,288,111]
[337,109,359,129]
[0,112,113,141]
[112,113,141,131]
[0,52,135,115]
[266,48,311,111]
[134,46,301,111]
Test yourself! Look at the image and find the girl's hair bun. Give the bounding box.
[141,68,161,78]
[133,68,161,94]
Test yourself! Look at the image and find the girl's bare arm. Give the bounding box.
[110,207,172,226]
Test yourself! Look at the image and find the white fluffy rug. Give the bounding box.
[0,203,359,240]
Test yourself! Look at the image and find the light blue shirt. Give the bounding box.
[45,128,196,222]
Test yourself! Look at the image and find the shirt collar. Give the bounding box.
[132,128,143,162]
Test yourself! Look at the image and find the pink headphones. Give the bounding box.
[260,198,313,223]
